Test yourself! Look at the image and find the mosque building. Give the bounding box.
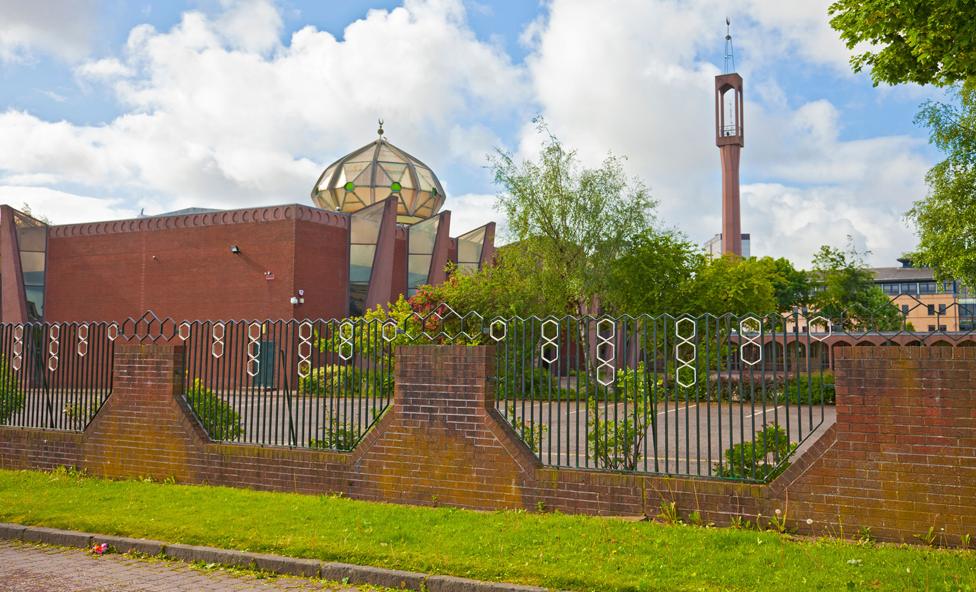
[0,124,494,323]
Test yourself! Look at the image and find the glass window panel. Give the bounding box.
[24,286,43,319]
[380,162,407,182]
[350,208,383,243]
[407,255,432,290]
[416,167,435,191]
[457,227,486,265]
[16,226,46,252]
[343,161,370,182]
[349,245,376,283]
[409,217,439,255]
[354,186,374,206]
[349,283,369,317]
[373,167,392,186]
[19,251,45,274]
[399,188,417,213]
[377,145,400,162]
[353,165,375,186]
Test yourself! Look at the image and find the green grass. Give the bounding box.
[0,469,974,591]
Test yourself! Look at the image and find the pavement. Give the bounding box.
[0,540,367,591]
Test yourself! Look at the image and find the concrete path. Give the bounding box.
[0,541,367,591]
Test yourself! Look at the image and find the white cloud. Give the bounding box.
[0,0,527,215]
[445,193,500,236]
[520,0,933,267]
[0,0,97,62]
[0,186,135,224]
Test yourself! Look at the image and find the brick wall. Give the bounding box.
[1,344,973,547]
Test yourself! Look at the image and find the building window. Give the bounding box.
[13,211,47,321]
[455,225,489,274]
[348,201,386,316]
[928,304,935,315]
[938,304,947,315]
[901,304,910,315]
[406,215,440,297]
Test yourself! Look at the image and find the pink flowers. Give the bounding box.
[90,543,109,556]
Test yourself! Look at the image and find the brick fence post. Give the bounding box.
[351,344,539,509]
[82,343,206,482]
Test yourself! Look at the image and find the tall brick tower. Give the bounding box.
[715,19,744,257]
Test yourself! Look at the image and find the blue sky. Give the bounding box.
[0,0,948,266]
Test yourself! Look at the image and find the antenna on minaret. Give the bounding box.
[377,118,385,139]
[723,17,735,73]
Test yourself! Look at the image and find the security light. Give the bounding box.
[230,245,241,254]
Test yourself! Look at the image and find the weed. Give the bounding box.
[769,508,791,534]
[535,501,547,513]
[656,500,680,525]
[961,534,972,549]
[914,526,938,547]
[857,526,875,545]
[688,511,703,527]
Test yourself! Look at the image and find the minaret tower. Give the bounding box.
[715,18,744,256]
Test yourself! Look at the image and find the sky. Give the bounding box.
[0,0,952,267]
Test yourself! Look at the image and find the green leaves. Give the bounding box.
[829,0,976,86]
[909,83,976,289]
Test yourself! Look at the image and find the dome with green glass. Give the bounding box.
[311,121,446,224]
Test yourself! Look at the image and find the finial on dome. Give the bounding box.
[377,118,384,138]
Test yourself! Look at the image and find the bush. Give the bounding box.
[63,399,102,425]
[309,425,359,451]
[301,364,393,399]
[0,360,24,425]
[714,424,797,481]
[186,379,243,441]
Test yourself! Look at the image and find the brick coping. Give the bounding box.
[0,522,549,592]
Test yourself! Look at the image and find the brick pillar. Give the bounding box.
[352,344,539,510]
[82,344,206,482]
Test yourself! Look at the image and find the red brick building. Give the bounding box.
[0,131,494,323]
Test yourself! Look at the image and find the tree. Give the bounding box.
[810,242,901,330]
[491,120,656,316]
[755,257,811,312]
[601,230,703,315]
[412,243,572,318]
[689,256,780,316]
[828,0,976,86]
[907,83,976,288]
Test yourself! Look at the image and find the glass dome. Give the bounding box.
[311,126,446,224]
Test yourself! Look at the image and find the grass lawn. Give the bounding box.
[0,468,973,592]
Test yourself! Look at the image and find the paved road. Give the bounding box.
[0,541,369,592]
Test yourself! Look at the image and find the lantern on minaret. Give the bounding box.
[715,18,744,257]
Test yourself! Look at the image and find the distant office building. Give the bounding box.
[705,233,750,259]
[872,258,975,332]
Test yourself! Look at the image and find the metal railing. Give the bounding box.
[491,313,835,483]
[0,322,114,431]
[179,319,395,450]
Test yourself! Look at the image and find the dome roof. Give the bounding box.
[311,125,446,224]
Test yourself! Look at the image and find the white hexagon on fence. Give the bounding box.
[47,324,60,372]
[297,321,314,378]
[596,318,616,386]
[381,320,398,343]
[77,323,89,358]
[739,316,762,366]
[338,320,354,362]
[245,322,262,378]
[107,322,119,342]
[674,318,697,388]
[178,322,191,341]
[809,315,832,342]
[11,325,23,371]
[211,322,226,359]
[540,319,559,364]
[489,318,507,342]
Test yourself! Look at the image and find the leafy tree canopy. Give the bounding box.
[829,0,976,86]
[908,83,976,288]
[810,241,901,330]
[491,119,656,316]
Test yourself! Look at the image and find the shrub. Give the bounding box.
[0,360,24,425]
[186,379,243,441]
[501,400,546,453]
[300,364,392,399]
[586,363,652,470]
[715,424,797,481]
[63,398,103,425]
[308,425,359,451]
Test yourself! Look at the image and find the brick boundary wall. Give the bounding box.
[1,344,974,546]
